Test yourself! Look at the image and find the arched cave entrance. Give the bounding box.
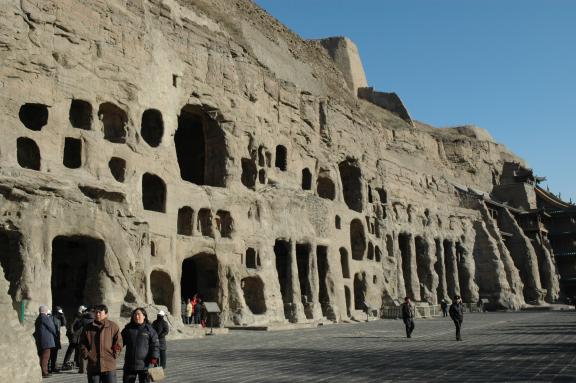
[241,276,266,314]
[177,206,194,236]
[142,173,166,213]
[17,137,41,170]
[0,229,24,303]
[340,247,350,279]
[19,103,48,131]
[69,99,92,130]
[354,272,366,310]
[301,168,312,190]
[150,270,174,313]
[98,102,127,143]
[180,253,220,304]
[350,219,366,260]
[175,105,227,187]
[339,159,363,212]
[141,109,164,147]
[399,233,414,299]
[274,239,292,320]
[51,236,105,318]
[317,176,335,200]
[275,145,287,171]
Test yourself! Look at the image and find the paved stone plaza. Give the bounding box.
[47,311,576,382]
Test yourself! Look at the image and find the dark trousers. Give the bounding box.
[159,349,167,369]
[87,371,117,383]
[63,342,80,367]
[453,319,462,340]
[39,348,51,376]
[403,318,415,338]
[49,347,59,372]
[442,309,448,317]
[123,370,150,383]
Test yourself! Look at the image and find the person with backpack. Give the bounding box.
[121,307,160,383]
[49,306,66,373]
[152,310,169,369]
[62,305,87,371]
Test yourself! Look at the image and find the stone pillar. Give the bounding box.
[308,243,323,319]
[479,203,525,308]
[500,209,545,303]
[534,236,560,303]
[415,236,436,303]
[444,240,460,299]
[0,264,43,382]
[456,242,479,303]
[408,235,421,301]
[289,241,307,322]
[434,238,448,302]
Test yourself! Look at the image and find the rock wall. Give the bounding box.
[0,0,562,336]
[0,264,42,382]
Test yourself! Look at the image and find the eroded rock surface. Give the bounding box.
[0,0,563,358]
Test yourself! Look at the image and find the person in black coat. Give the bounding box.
[152,310,169,369]
[49,306,66,373]
[449,295,464,341]
[121,307,160,383]
[33,305,58,378]
[62,305,86,370]
[401,297,415,338]
[78,306,95,374]
[440,299,449,317]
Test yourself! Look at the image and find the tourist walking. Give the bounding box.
[62,305,86,371]
[180,300,187,324]
[79,304,123,383]
[49,306,66,373]
[185,299,193,325]
[440,299,448,317]
[33,305,58,378]
[122,307,160,383]
[152,310,169,369]
[449,295,464,341]
[194,297,204,326]
[78,306,95,374]
[401,297,415,338]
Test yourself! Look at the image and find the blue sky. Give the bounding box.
[255,0,576,202]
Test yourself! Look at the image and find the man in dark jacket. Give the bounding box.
[401,297,415,338]
[34,305,58,378]
[449,295,464,341]
[440,299,448,317]
[122,307,160,383]
[50,306,66,373]
[77,306,95,374]
[152,310,169,369]
[79,304,122,383]
[62,305,86,370]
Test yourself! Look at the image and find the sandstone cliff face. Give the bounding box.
[0,0,560,344]
[0,264,42,382]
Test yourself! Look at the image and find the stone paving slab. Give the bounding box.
[45,312,576,382]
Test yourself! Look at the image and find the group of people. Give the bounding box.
[402,295,465,341]
[182,294,207,326]
[33,304,169,382]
